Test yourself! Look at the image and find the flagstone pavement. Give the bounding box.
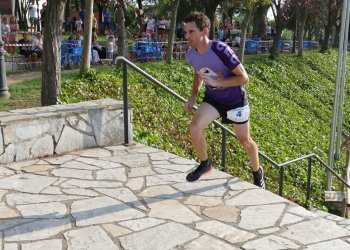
[1,143,350,250]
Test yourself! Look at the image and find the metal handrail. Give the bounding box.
[116,56,350,206]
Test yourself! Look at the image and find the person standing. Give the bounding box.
[183,12,265,189]
[75,17,83,34]
[9,16,19,54]
[40,3,47,33]
[146,15,155,36]
[92,14,98,34]
[79,9,85,32]
[1,16,10,53]
[103,9,111,34]
[28,0,38,34]
[158,16,167,37]
[106,36,115,65]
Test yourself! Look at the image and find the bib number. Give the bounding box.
[226,105,250,123]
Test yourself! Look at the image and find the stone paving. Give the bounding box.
[1,143,350,249]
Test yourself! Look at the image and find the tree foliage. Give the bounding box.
[270,0,295,58]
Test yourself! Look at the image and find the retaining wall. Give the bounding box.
[0,99,132,164]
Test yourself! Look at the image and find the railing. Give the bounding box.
[116,56,350,206]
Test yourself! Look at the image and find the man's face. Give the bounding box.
[184,21,206,48]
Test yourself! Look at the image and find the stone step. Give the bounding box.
[0,143,350,249]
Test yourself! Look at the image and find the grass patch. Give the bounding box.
[2,50,349,211]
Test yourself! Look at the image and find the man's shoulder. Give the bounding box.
[185,48,196,61]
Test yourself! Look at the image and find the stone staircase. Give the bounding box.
[1,143,350,249]
[1,100,350,249]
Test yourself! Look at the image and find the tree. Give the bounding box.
[64,0,72,23]
[320,0,342,52]
[166,0,180,63]
[303,0,326,42]
[114,0,128,57]
[42,0,67,106]
[294,0,314,57]
[252,3,270,38]
[137,0,142,9]
[270,0,295,58]
[80,0,93,74]
[230,0,272,62]
[15,0,29,30]
[204,0,224,39]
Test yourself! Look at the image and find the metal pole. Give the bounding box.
[279,166,284,196]
[346,150,350,218]
[306,157,312,205]
[0,14,10,99]
[221,128,226,172]
[327,0,349,190]
[122,61,129,144]
[336,0,350,160]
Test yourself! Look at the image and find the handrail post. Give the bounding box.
[306,157,312,206]
[279,166,284,196]
[122,61,129,144]
[221,128,226,172]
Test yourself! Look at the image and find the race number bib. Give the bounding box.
[226,105,250,123]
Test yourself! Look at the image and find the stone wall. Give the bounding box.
[0,99,132,164]
[5,55,42,71]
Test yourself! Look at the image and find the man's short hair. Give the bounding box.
[183,12,210,31]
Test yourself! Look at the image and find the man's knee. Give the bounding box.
[189,122,204,136]
[237,136,253,148]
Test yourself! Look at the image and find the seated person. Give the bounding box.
[18,32,35,62]
[92,32,106,59]
[31,32,43,61]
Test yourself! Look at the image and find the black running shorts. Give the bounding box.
[203,95,249,124]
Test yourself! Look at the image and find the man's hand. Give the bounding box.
[197,72,221,88]
[184,97,196,113]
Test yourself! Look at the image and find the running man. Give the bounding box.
[183,12,265,189]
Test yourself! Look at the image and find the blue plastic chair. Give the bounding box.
[145,44,156,60]
[61,43,66,65]
[278,40,284,51]
[246,40,259,53]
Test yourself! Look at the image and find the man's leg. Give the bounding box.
[190,102,220,161]
[186,102,220,182]
[234,122,265,188]
[234,121,259,171]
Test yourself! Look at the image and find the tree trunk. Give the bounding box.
[270,25,283,59]
[252,4,269,38]
[321,21,332,52]
[64,0,71,22]
[167,0,180,63]
[321,0,334,52]
[116,8,127,57]
[80,0,85,10]
[41,0,66,106]
[238,8,253,63]
[80,0,93,74]
[74,0,80,11]
[206,10,215,39]
[333,21,341,48]
[292,12,297,54]
[204,0,221,39]
[297,8,308,57]
[97,2,103,23]
[137,0,142,9]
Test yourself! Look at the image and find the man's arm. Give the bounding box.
[190,72,203,99]
[184,72,203,112]
[199,64,249,88]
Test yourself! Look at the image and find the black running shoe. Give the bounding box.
[186,161,213,182]
[253,167,265,189]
